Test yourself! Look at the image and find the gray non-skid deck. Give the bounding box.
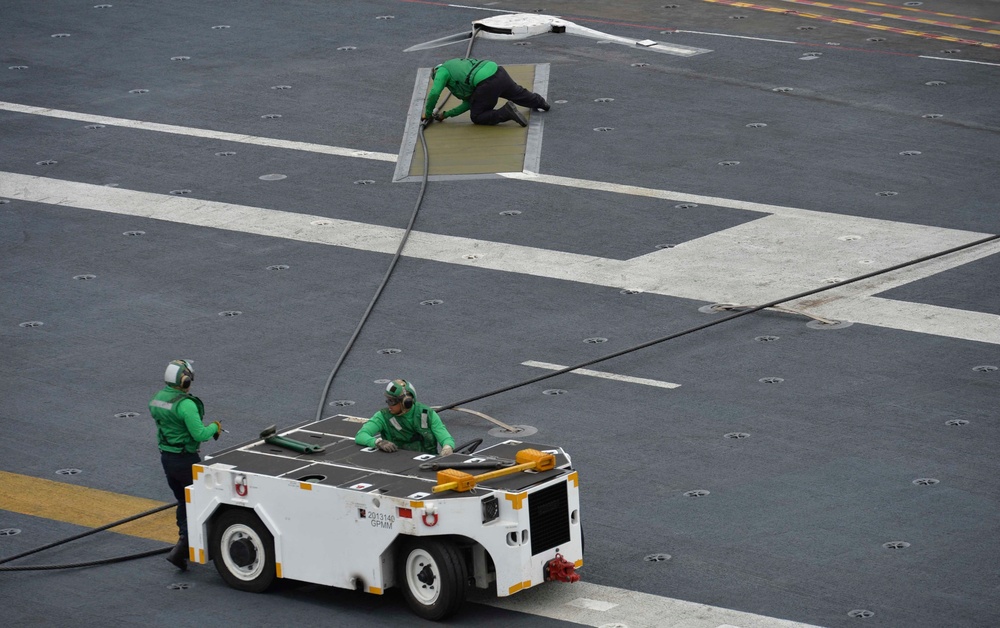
[2,1,998,627]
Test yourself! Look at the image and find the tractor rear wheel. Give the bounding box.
[210,509,277,593]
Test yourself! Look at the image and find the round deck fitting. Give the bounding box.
[487,424,538,438]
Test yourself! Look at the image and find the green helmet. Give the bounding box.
[165,359,194,389]
[385,379,416,407]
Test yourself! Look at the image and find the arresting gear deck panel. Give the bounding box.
[393,64,549,182]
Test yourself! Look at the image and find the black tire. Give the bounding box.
[210,508,277,593]
[397,538,468,621]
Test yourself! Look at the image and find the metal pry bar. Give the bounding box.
[432,449,556,493]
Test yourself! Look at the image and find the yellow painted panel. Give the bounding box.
[568,471,579,487]
[369,586,383,595]
[409,64,536,177]
[505,492,527,510]
[0,470,177,543]
[199,548,206,564]
[299,482,313,491]
[276,562,283,578]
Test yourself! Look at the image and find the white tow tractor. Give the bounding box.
[184,415,583,620]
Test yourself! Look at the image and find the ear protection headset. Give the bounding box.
[386,379,415,409]
[165,359,194,390]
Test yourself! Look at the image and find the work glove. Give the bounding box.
[433,112,445,122]
[440,445,453,456]
[376,438,398,453]
[212,421,222,440]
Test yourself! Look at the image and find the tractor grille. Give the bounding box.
[528,481,570,555]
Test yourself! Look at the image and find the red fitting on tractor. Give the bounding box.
[235,475,248,497]
[544,553,580,583]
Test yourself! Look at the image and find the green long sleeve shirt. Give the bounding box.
[355,402,455,455]
[425,58,498,119]
[149,386,218,454]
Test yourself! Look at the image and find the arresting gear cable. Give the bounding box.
[6,24,998,569]
[1,31,484,574]
[435,232,1000,413]
[0,504,174,572]
[13,234,995,571]
[314,29,480,423]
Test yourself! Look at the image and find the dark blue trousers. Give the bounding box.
[469,66,547,125]
[160,451,200,540]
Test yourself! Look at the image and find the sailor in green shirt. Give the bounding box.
[149,359,221,571]
[355,379,456,456]
[422,57,550,127]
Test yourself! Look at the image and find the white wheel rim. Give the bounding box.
[220,523,266,581]
[405,548,441,606]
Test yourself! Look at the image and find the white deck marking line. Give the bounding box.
[672,31,1000,67]
[918,55,1000,67]
[2,171,997,346]
[521,361,681,389]
[675,29,798,44]
[446,3,515,12]
[565,597,618,612]
[0,101,398,162]
[469,580,825,628]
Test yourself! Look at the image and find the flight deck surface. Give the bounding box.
[2,1,998,627]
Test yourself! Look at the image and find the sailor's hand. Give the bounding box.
[421,114,434,125]
[212,421,222,440]
[440,445,453,456]
[376,438,398,453]
[433,112,445,122]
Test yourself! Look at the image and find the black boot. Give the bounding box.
[166,537,188,571]
[499,102,527,127]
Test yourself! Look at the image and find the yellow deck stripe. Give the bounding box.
[770,0,1000,35]
[0,471,177,543]
[853,0,1000,25]
[701,0,1000,49]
